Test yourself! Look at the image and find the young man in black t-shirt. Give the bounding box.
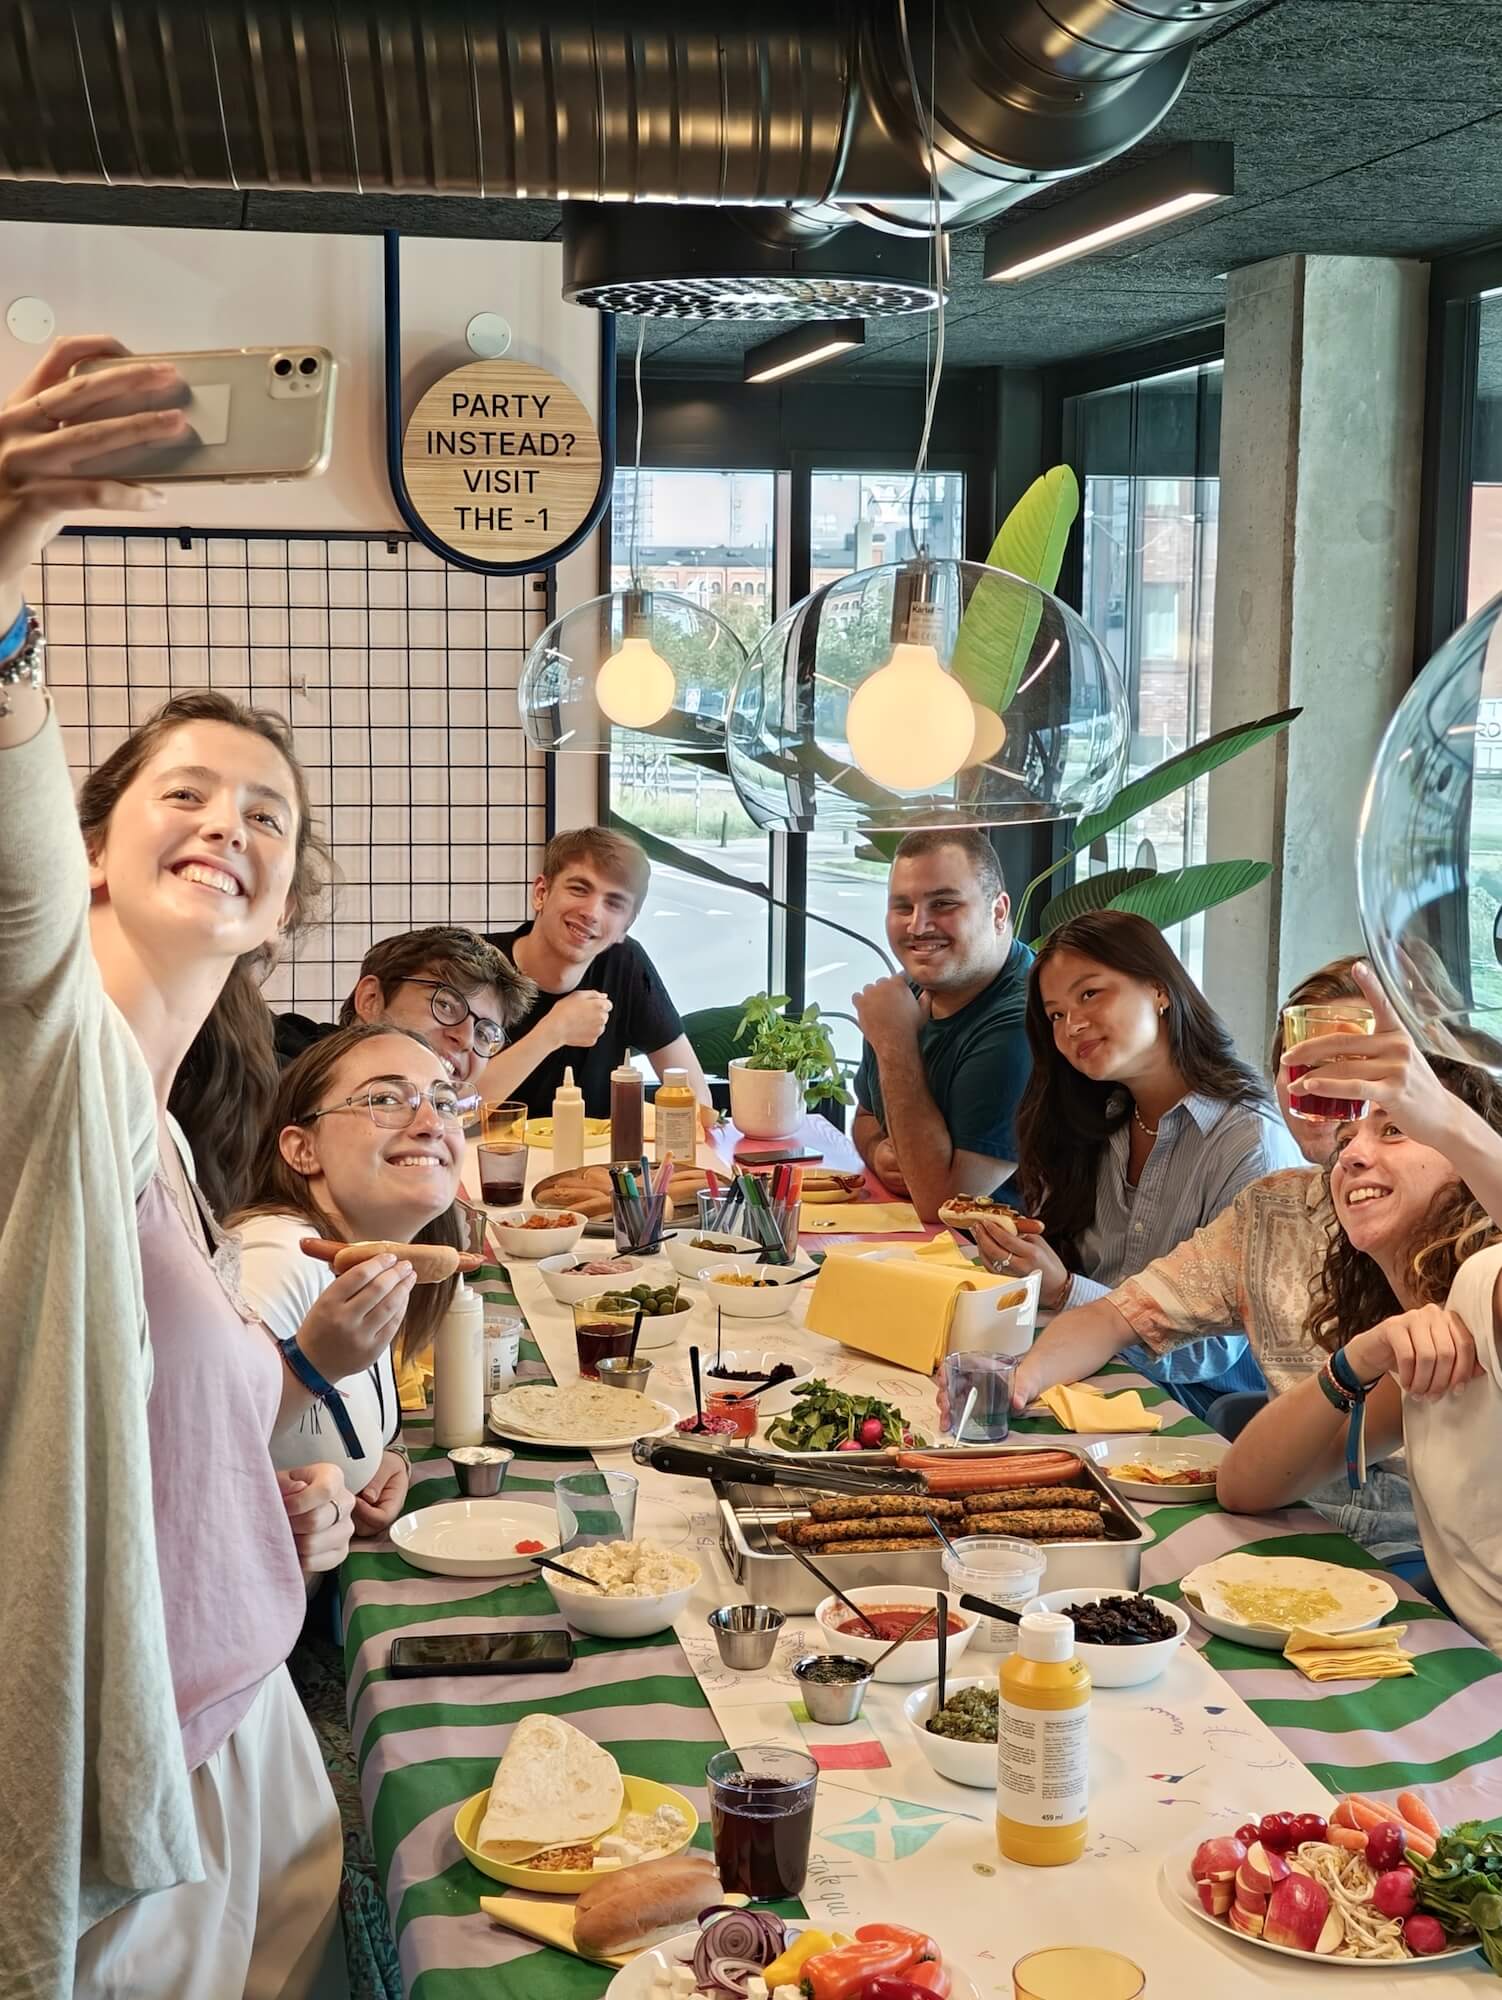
[482,827,714,1121]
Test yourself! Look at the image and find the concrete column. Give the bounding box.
[1202,254,1428,1060]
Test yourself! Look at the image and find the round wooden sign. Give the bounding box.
[401,358,601,565]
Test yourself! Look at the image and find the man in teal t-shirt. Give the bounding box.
[852,830,1032,1224]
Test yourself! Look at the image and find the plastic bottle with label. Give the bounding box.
[997,1610,1091,1866]
[653,1067,697,1167]
[550,1064,586,1172]
[610,1063,644,1163]
[432,1279,485,1447]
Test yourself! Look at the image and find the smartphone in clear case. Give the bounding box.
[72,345,337,482]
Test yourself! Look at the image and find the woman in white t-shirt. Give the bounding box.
[231,1022,471,1535]
[1217,1006,1502,1648]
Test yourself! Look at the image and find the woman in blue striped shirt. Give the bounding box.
[973,910,1301,1421]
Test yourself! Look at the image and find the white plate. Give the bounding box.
[604,1930,981,2000]
[1086,1434,1228,1504]
[389,1498,562,1578]
[1180,1559,1398,1650]
[1163,1830,1480,1969]
[486,1397,681,1451]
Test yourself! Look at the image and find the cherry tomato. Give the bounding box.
[1234,1823,1260,1846]
[1294,1813,1329,1846]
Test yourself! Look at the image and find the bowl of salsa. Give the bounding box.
[812,1586,980,1683]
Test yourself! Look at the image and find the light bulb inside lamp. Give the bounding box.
[845,641,976,792]
[594,634,676,730]
[965,703,1007,767]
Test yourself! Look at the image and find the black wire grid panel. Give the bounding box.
[30,530,552,1016]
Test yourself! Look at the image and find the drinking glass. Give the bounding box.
[478,1141,529,1205]
[482,1099,527,1144]
[1281,1002,1376,1122]
[611,1169,669,1253]
[940,1350,1019,1443]
[1012,1948,1145,2000]
[706,1745,818,1900]
[571,1298,638,1379]
[555,1469,638,1547]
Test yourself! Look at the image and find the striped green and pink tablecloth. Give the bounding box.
[339,1273,1502,2000]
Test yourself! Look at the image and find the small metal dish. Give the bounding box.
[447,1445,514,1497]
[708,1603,785,1671]
[791,1652,872,1724]
[596,1356,655,1394]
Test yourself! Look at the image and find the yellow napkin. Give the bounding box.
[914,1236,980,1270]
[1284,1625,1416,1681]
[803,1250,1007,1373]
[1038,1383,1162,1433]
[478,1895,631,1967]
[801,1201,925,1235]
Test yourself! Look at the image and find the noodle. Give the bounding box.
[1289,1842,1407,1960]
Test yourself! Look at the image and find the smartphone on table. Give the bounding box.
[388,1630,575,1679]
[71,346,337,482]
[735,1147,825,1166]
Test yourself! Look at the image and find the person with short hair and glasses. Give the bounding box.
[230,1022,475,1536]
[272,924,535,1091]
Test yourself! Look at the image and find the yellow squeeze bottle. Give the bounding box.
[997,1610,1091,1866]
[653,1067,698,1167]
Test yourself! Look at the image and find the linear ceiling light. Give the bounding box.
[744,319,865,383]
[985,142,1234,284]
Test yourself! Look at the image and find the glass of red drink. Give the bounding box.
[706,1745,818,1900]
[1282,1001,1376,1121]
[571,1298,637,1379]
[478,1142,528,1204]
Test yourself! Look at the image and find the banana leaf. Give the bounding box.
[1103,858,1273,931]
[949,464,1080,713]
[1032,866,1156,942]
[1072,708,1300,849]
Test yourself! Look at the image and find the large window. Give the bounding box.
[1469,294,1502,615]
[605,468,776,1018]
[1065,364,1222,978]
[803,470,967,1063]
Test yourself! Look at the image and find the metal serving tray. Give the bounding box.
[714,1447,1151,1615]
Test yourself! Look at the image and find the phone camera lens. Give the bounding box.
[299,355,319,375]
[273,356,293,377]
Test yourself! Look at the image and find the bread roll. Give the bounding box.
[572,1852,721,1956]
[299,1237,482,1284]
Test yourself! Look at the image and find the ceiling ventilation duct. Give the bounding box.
[0,1,1247,316]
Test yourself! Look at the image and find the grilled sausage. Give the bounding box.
[964,1509,1103,1539]
[960,1487,1104,1513]
[806,1495,965,1523]
[780,1517,942,1547]
[300,1237,482,1283]
[795,1535,938,1555]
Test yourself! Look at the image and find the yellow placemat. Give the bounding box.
[803,1250,1008,1374]
[477,1895,630,1967]
[1038,1383,1162,1433]
[801,1201,924,1234]
[1284,1624,1416,1682]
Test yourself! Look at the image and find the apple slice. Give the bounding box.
[1233,1879,1268,1918]
[1228,1900,1265,1937]
[1264,1872,1333,1952]
[1315,1904,1347,1956]
[1192,1836,1248,1885]
[1197,1878,1234,1918]
[1238,1842,1292,1898]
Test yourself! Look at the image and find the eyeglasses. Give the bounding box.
[395,978,506,1057]
[306,1081,481,1130]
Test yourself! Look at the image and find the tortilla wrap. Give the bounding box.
[477,1715,624,1864]
[1183,1553,1396,1636]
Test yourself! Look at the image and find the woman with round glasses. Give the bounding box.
[230,1023,472,1537]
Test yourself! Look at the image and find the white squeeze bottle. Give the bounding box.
[432,1279,485,1446]
[550,1065,586,1172]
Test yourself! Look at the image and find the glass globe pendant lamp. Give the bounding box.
[725,554,1130,833]
[518,584,749,755]
[1357,589,1502,1072]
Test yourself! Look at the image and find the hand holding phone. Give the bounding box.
[71,346,337,484]
[388,1630,575,1678]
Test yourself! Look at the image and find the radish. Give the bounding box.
[1366,1822,1405,1874]
[1372,1868,1417,1920]
[859,1416,886,1447]
[1403,1914,1448,1956]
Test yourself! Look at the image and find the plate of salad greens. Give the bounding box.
[763,1379,928,1454]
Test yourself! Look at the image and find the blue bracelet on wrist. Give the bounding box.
[0,601,29,667]
[278,1335,367,1463]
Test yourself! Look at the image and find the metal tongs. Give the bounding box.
[633,1435,924,1495]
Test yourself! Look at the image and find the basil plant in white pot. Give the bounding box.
[728,993,852,1141]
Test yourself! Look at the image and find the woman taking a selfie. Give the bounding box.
[0,337,351,1996]
[971,910,1300,1420]
[231,1022,472,1538]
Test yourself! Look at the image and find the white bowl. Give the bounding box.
[702,1264,812,1319]
[904,1675,997,1788]
[545,1559,702,1638]
[700,1348,815,1417]
[537,1252,652,1304]
[663,1230,758,1278]
[629,1299,696,1350]
[488,1207,587,1259]
[1026,1586,1189,1688]
[1083,1434,1228,1504]
[813,1587,980,1684]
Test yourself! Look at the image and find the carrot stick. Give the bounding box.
[1398,1791,1442,1840]
[1327,1824,1369,1853]
[1331,1799,1359,1829]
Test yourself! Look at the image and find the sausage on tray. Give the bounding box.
[806,1494,965,1523]
[794,1535,938,1555]
[965,1509,1104,1539]
[959,1486,1104,1513]
[779,1517,941,1547]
